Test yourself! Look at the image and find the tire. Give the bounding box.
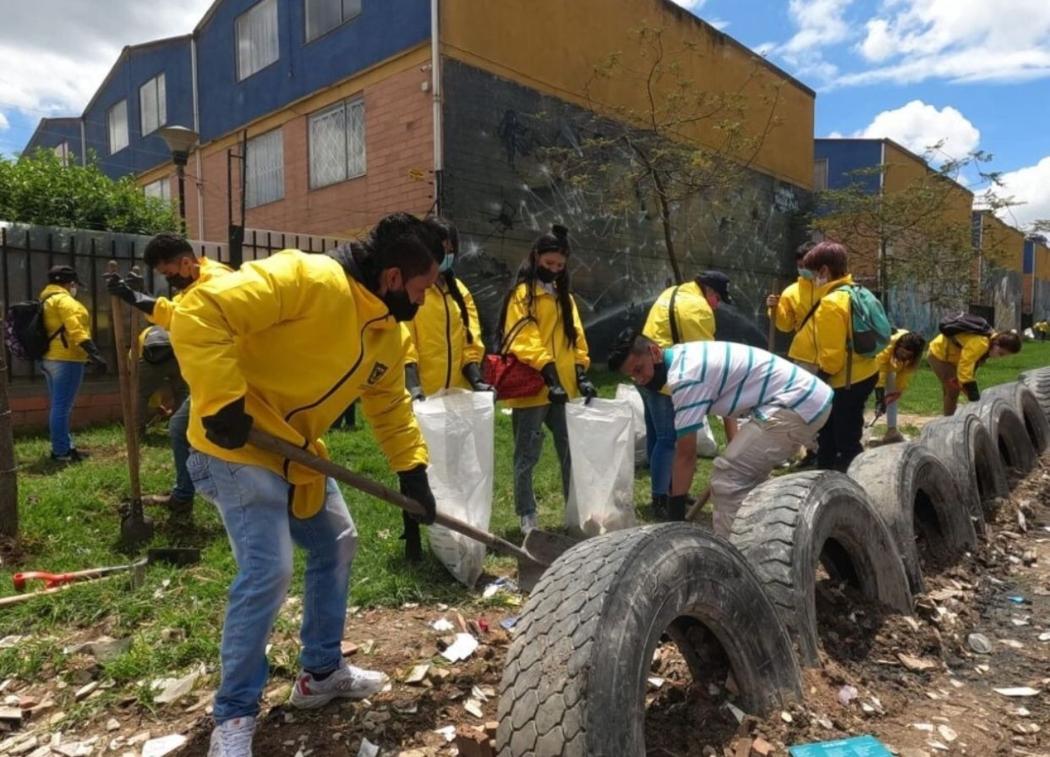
[919,413,1008,534]
[848,443,978,595]
[496,524,802,756]
[728,471,913,668]
[988,381,1050,453]
[960,398,1037,482]
[1019,368,1050,422]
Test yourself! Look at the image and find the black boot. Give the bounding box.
[649,495,669,521]
[668,495,687,522]
[401,513,422,563]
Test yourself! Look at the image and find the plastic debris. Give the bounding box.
[434,726,456,743]
[1007,595,1026,604]
[153,668,201,705]
[482,578,519,599]
[898,653,937,672]
[788,735,893,756]
[967,633,992,654]
[836,685,859,706]
[937,725,957,742]
[499,616,519,631]
[647,676,664,690]
[464,698,484,718]
[441,633,479,663]
[357,739,379,757]
[1038,631,1050,642]
[431,618,455,632]
[404,664,430,684]
[994,687,1041,697]
[141,735,187,757]
[724,702,746,723]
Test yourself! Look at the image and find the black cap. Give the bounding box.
[697,270,733,304]
[47,265,81,285]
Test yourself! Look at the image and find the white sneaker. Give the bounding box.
[521,513,538,533]
[288,662,389,709]
[208,716,256,757]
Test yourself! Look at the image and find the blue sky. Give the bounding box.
[2,0,1049,227]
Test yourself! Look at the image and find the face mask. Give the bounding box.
[68,285,79,298]
[166,274,195,291]
[645,359,669,393]
[383,288,420,322]
[438,253,455,273]
[798,268,815,280]
[536,267,559,284]
[815,275,829,287]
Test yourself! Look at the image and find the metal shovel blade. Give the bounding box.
[119,501,154,549]
[517,529,581,592]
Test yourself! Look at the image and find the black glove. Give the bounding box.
[405,363,425,402]
[462,362,494,393]
[398,465,437,525]
[202,397,254,450]
[962,381,980,402]
[874,387,886,415]
[668,494,688,522]
[78,340,108,374]
[575,365,597,403]
[540,363,568,405]
[104,273,157,316]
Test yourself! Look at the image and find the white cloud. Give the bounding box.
[668,0,707,10]
[853,100,981,158]
[826,130,845,138]
[765,0,856,82]
[0,112,9,132]
[995,157,1050,230]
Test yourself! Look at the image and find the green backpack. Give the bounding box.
[836,284,893,357]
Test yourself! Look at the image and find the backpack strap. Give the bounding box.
[499,316,536,356]
[40,292,67,346]
[668,285,682,345]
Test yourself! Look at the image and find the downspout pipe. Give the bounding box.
[431,0,444,213]
[191,35,205,241]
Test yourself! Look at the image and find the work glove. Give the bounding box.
[540,363,568,405]
[104,272,157,316]
[398,464,437,525]
[874,387,886,415]
[202,397,254,450]
[668,494,688,522]
[405,363,425,402]
[961,381,980,402]
[462,362,494,393]
[78,340,108,374]
[575,365,597,404]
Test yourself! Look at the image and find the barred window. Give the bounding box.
[236,0,279,81]
[53,142,71,167]
[245,129,284,208]
[108,100,129,154]
[305,0,362,42]
[144,178,171,203]
[140,74,167,135]
[309,97,365,189]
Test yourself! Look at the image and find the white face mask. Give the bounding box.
[68,285,79,298]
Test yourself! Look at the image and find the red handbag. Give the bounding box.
[483,317,546,400]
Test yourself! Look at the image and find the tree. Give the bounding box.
[0,149,179,235]
[536,24,786,284]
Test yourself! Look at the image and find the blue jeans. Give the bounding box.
[640,387,676,499]
[40,360,85,456]
[188,452,358,723]
[169,398,194,502]
[511,404,571,516]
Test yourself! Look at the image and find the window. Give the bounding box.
[144,178,171,203]
[245,129,284,208]
[53,142,70,166]
[309,98,366,189]
[236,0,279,81]
[305,0,362,42]
[140,74,167,135]
[813,158,829,191]
[108,100,129,154]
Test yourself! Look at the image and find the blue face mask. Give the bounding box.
[798,268,815,280]
[439,253,455,273]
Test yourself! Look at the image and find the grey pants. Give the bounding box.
[512,404,571,516]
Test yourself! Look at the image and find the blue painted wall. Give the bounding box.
[195,0,430,142]
[1024,239,1035,275]
[81,37,194,180]
[24,118,83,162]
[814,139,882,194]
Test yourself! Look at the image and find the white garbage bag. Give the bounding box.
[696,421,719,458]
[413,390,494,588]
[565,398,638,537]
[615,384,648,468]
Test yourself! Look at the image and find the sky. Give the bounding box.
[1,0,1048,230]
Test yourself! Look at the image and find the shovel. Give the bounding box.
[108,260,153,548]
[247,429,576,591]
[12,547,200,592]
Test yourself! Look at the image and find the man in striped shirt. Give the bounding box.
[609,330,832,536]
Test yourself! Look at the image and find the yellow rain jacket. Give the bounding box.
[501,282,590,409]
[148,256,231,329]
[770,277,816,333]
[40,284,91,362]
[928,332,991,385]
[170,250,427,518]
[642,282,715,348]
[789,275,877,389]
[404,277,485,395]
[875,330,921,392]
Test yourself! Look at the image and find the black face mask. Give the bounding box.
[645,359,669,393]
[166,274,195,291]
[383,288,420,322]
[536,267,559,284]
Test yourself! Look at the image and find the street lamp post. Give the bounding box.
[157,125,199,234]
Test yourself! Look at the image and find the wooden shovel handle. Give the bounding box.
[107,261,141,500]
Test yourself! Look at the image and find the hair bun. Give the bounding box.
[551,224,569,241]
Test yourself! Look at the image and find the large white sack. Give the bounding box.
[413,390,494,588]
[615,383,648,468]
[565,398,638,537]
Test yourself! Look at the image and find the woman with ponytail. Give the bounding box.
[498,224,595,533]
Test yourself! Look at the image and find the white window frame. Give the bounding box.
[308,97,366,190]
[245,129,285,209]
[236,0,280,82]
[144,177,171,203]
[53,142,71,166]
[139,74,167,136]
[108,100,129,154]
[305,0,362,43]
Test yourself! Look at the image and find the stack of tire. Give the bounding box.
[496,370,1050,756]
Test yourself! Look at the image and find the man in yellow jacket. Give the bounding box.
[168,214,440,757]
[106,234,232,517]
[795,242,878,471]
[640,279,715,518]
[927,327,1021,415]
[39,265,108,462]
[871,329,926,445]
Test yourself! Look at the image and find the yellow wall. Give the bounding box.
[882,142,972,228]
[442,0,814,189]
[979,213,1025,273]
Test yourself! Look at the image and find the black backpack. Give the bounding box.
[4,293,64,361]
[938,313,993,343]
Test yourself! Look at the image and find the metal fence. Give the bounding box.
[0,222,349,381]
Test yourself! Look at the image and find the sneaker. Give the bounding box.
[288,662,389,709]
[142,493,194,515]
[50,448,87,463]
[520,513,538,533]
[208,716,256,757]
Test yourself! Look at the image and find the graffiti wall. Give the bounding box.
[885,284,967,338]
[1033,279,1050,321]
[441,60,808,358]
[983,266,1024,333]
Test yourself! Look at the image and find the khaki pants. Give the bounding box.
[710,406,830,538]
[927,354,959,416]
